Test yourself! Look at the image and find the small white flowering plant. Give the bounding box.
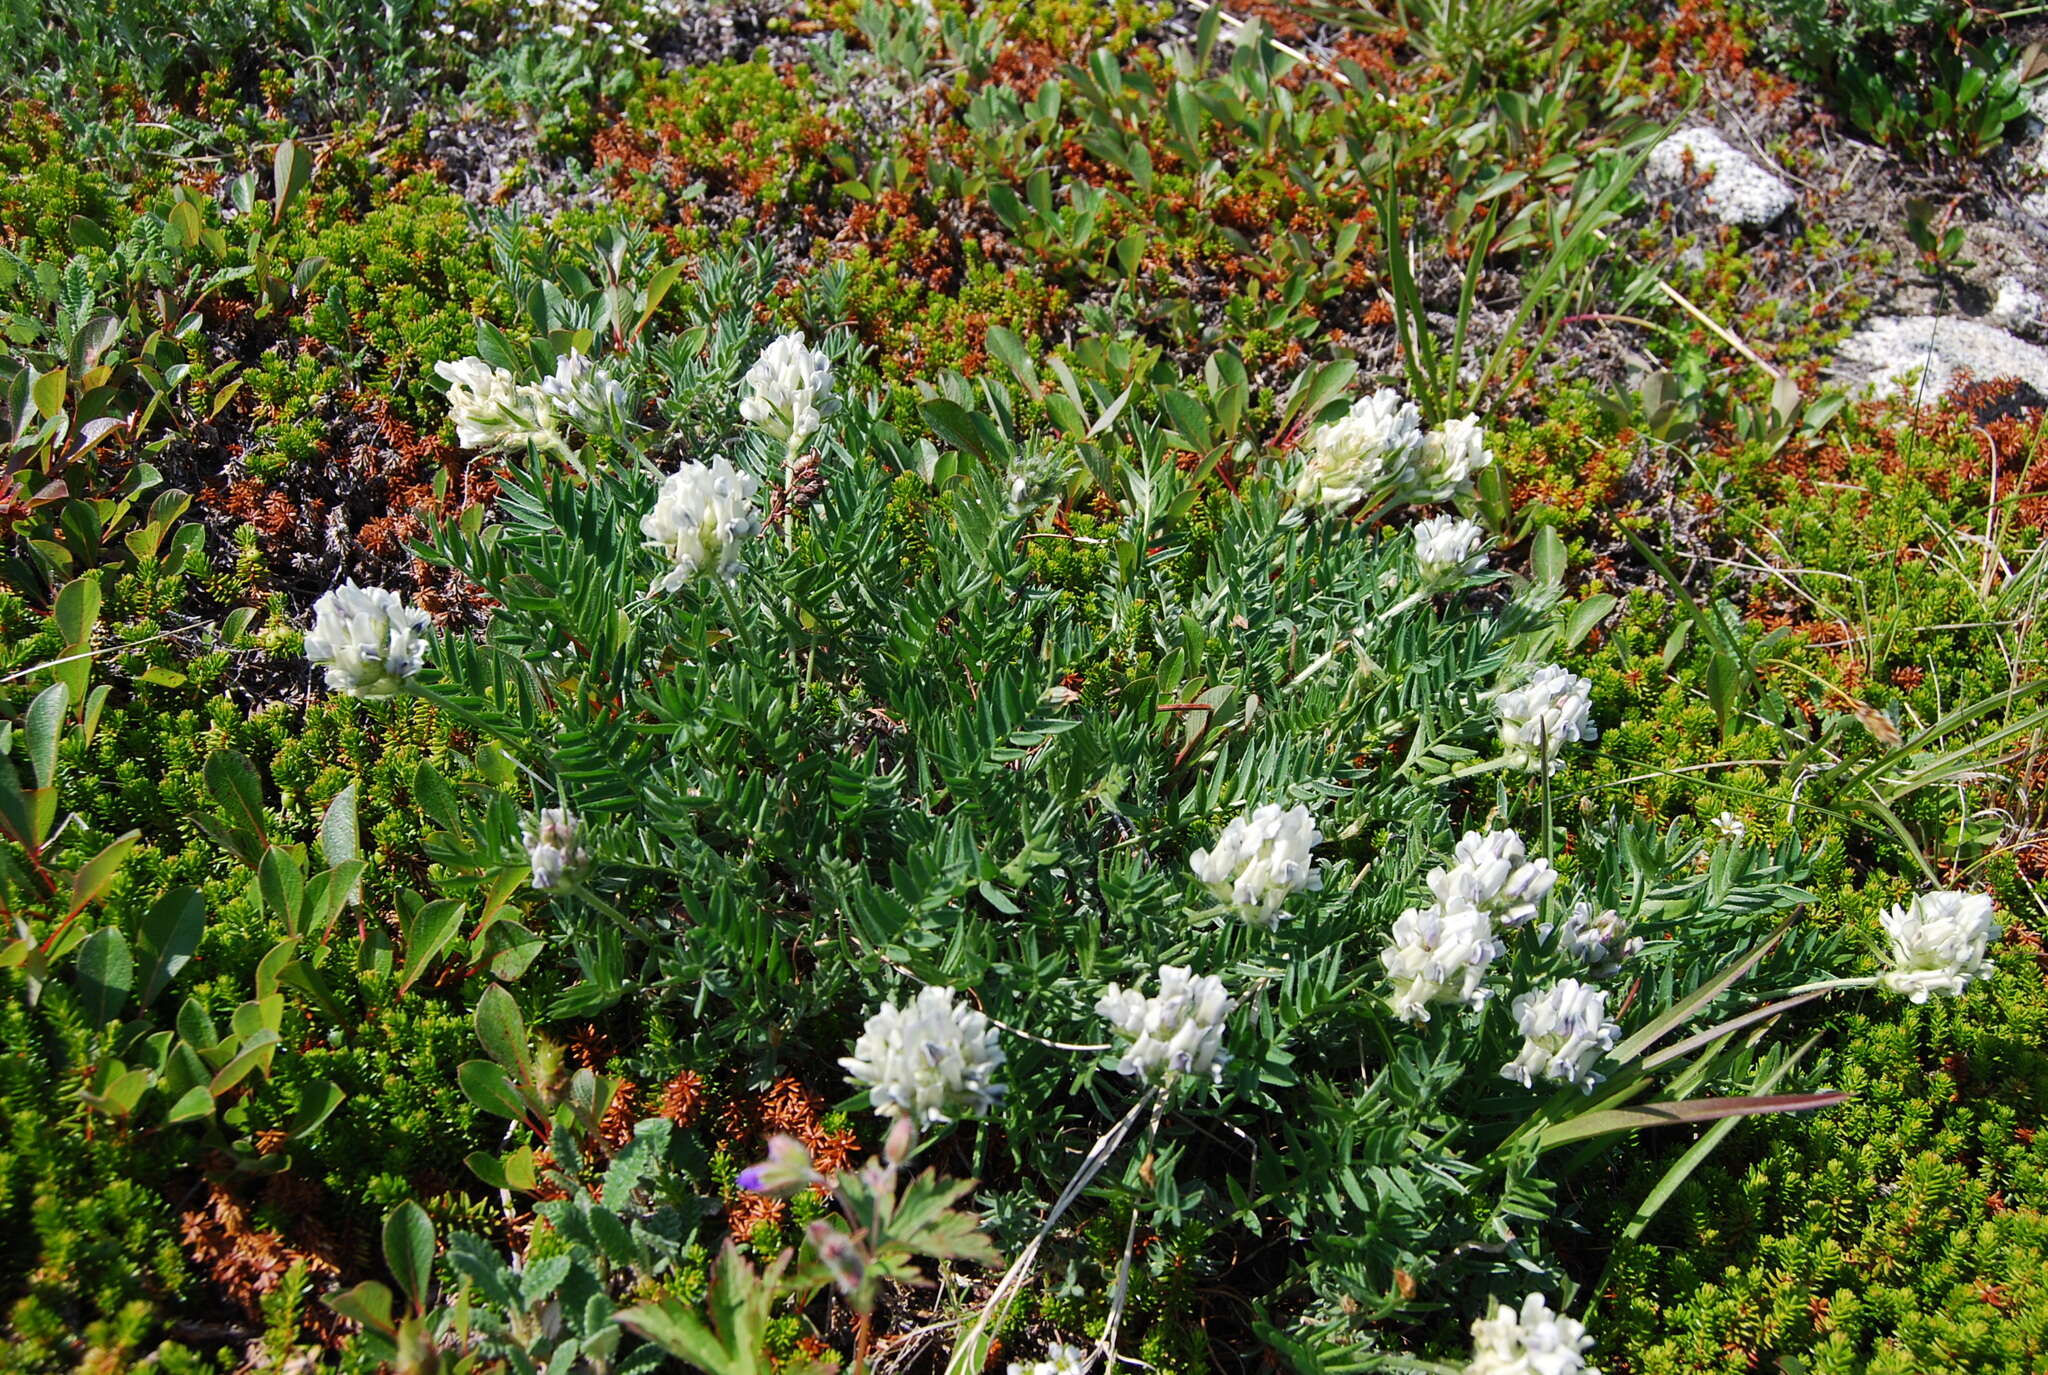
[397,247,1924,1372]
[304,581,433,699]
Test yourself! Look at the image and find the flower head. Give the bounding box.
[641,455,763,591]
[1708,810,1747,842]
[1381,901,1502,1023]
[1501,978,1620,1091]
[1413,514,1488,584]
[536,349,631,436]
[435,356,564,455]
[304,582,431,699]
[1427,829,1558,928]
[738,1134,824,1197]
[1879,891,1998,1002]
[739,331,839,448]
[1465,1294,1600,1375]
[1408,414,1494,503]
[1190,802,1325,928]
[1008,1345,1089,1375]
[840,985,1006,1125]
[1097,965,1235,1087]
[521,808,589,890]
[1292,388,1425,510]
[1542,900,1641,976]
[1493,665,1598,774]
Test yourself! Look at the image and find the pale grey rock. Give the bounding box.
[1833,315,2048,399]
[1992,277,2047,337]
[1646,127,1796,227]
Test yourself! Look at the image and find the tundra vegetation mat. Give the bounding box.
[3,0,2048,1372]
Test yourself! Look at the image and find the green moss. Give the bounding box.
[1597,938,2048,1374]
[292,173,507,431]
[0,102,128,256]
[620,59,840,214]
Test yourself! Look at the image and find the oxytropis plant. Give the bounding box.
[299,241,2004,1372]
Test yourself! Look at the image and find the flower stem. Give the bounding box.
[1755,974,1880,999]
[1443,755,1513,782]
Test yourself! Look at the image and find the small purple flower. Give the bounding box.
[736,1133,822,1198]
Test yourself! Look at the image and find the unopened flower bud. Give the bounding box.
[807,1219,867,1295]
[884,1115,916,1166]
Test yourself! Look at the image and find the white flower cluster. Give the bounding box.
[1465,1294,1600,1375]
[1412,514,1488,584]
[1501,978,1621,1091]
[1383,829,1557,1022]
[436,357,567,457]
[641,455,763,591]
[1879,891,1999,1003]
[1544,900,1642,976]
[447,0,689,58]
[1292,389,1494,511]
[438,352,629,454]
[522,808,589,890]
[537,350,630,437]
[1097,965,1235,1087]
[1190,802,1324,928]
[1292,388,1424,510]
[1493,665,1598,774]
[1381,901,1503,1023]
[1411,415,1495,504]
[304,582,431,699]
[1428,828,1557,928]
[840,985,1006,1125]
[740,331,839,449]
[1008,1345,1088,1375]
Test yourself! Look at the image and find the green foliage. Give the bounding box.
[1597,930,2048,1374]
[622,59,841,214]
[2,2,2044,1370]
[1748,0,2038,157]
[390,240,1876,1366]
[290,172,507,430]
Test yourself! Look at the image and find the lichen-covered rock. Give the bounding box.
[1833,315,2048,399]
[1646,127,1796,227]
[1992,277,2047,338]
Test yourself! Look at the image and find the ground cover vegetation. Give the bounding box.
[2,0,2047,1371]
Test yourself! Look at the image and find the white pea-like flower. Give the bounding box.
[1408,413,1494,504]
[1412,515,1488,584]
[739,331,839,448]
[1008,1346,1088,1375]
[304,581,431,699]
[1096,965,1234,1087]
[1465,1294,1600,1375]
[1501,978,1621,1091]
[840,985,1006,1125]
[1879,891,1999,1003]
[641,455,763,591]
[1291,388,1425,510]
[1381,901,1501,1023]
[521,808,589,890]
[536,349,631,436]
[435,356,564,456]
[1190,802,1325,928]
[1427,828,1558,928]
[1493,665,1598,774]
[1709,810,1747,842]
[1542,900,1642,975]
